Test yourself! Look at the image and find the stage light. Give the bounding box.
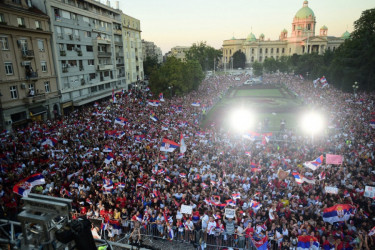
[229,108,255,132]
[300,111,325,135]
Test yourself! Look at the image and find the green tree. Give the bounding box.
[263,57,278,73]
[185,42,222,71]
[252,61,263,76]
[232,50,246,69]
[149,57,204,98]
[143,56,159,77]
[330,8,375,91]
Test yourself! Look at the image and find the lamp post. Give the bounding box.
[168,86,173,97]
[352,81,359,98]
[306,72,309,79]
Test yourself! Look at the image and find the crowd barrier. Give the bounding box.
[89,218,258,249]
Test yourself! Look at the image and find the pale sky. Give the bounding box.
[112,0,374,55]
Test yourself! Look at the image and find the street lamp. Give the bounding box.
[352,81,359,98]
[168,86,173,97]
[306,72,309,79]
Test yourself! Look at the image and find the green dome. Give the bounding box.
[230,36,236,40]
[246,33,256,42]
[320,25,328,30]
[282,28,288,33]
[260,33,265,38]
[295,1,315,19]
[341,31,350,39]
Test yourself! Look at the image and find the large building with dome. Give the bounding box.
[221,1,350,66]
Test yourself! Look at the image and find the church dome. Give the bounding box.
[341,31,350,39]
[295,1,315,19]
[320,25,328,30]
[246,33,256,42]
[282,28,288,33]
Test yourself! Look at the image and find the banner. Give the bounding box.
[364,186,375,198]
[181,205,193,215]
[325,186,338,194]
[225,208,235,218]
[326,154,343,165]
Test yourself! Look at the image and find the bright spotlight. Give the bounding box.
[229,108,254,132]
[301,112,325,135]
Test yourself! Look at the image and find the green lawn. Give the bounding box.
[235,89,283,97]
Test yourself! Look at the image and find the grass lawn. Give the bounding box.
[235,89,283,97]
[203,85,305,131]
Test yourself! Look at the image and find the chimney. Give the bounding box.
[115,1,119,9]
[106,0,110,7]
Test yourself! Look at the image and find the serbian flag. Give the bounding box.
[13,173,46,197]
[150,112,159,122]
[370,119,375,128]
[297,235,320,249]
[369,226,375,236]
[191,102,200,107]
[201,183,208,189]
[196,131,205,138]
[249,200,262,213]
[164,176,172,183]
[319,171,326,180]
[148,100,160,107]
[179,173,186,178]
[104,153,114,164]
[114,117,128,126]
[304,155,324,171]
[232,193,241,200]
[245,152,251,156]
[160,138,179,152]
[243,131,260,141]
[299,74,304,80]
[103,145,112,152]
[292,172,304,184]
[226,199,236,207]
[253,235,268,250]
[134,134,145,142]
[160,155,168,162]
[159,93,165,102]
[41,138,58,147]
[326,154,343,165]
[323,204,355,224]
[320,76,329,88]
[178,153,184,160]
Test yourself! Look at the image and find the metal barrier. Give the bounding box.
[93,219,259,249]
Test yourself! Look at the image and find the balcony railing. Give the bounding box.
[62,67,68,73]
[97,64,113,71]
[23,93,46,104]
[60,50,66,56]
[22,50,34,58]
[26,72,38,80]
[98,51,112,57]
[116,63,124,67]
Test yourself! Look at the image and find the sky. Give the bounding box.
[111,0,374,55]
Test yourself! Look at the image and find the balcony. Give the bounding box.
[62,67,68,73]
[114,41,122,46]
[116,52,124,58]
[60,50,66,56]
[97,64,113,71]
[22,50,34,59]
[114,29,122,35]
[23,93,46,104]
[116,63,124,67]
[98,51,112,57]
[26,72,38,80]
[95,37,111,44]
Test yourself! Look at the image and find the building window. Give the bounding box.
[86,45,93,52]
[67,44,75,51]
[276,48,279,53]
[259,48,262,54]
[61,10,70,19]
[85,31,91,37]
[251,48,254,54]
[89,73,96,80]
[0,13,5,23]
[83,16,89,23]
[265,48,268,53]
[68,60,77,67]
[88,59,94,65]
[17,17,25,27]
[28,83,34,92]
[44,81,50,93]
[41,61,47,72]
[35,20,42,30]
[5,62,13,75]
[293,25,295,31]
[10,85,18,99]
[37,39,44,51]
[307,24,311,30]
[282,48,285,53]
[0,37,9,50]
[251,56,254,62]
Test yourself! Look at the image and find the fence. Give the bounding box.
[92,219,258,250]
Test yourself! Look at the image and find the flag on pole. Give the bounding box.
[159,93,165,102]
[160,138,179,152]
[303,155,324,171]
[13,173,45,197]
[180,133,187,153]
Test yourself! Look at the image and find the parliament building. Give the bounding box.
[221,1,350,66]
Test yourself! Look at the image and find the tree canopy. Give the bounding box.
[232,50,246,69]
[143,56,160,78]
[185,42,222,71]
[149,57,204,98]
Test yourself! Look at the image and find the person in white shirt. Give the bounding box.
[206,217,217,235]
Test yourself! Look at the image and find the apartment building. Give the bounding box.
[167,46,190,62]
[33,0,126,114]
[142,39,163,64]
[122,13,143,84]
[0,0,59,130]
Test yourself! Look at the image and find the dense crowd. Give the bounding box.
[0,72,374,249]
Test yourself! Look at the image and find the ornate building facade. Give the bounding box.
[222,1,350,66]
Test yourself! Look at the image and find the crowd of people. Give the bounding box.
[0,72,374,249]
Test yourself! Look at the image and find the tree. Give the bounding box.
[252,61,263,76]
[329,8,375,91]
[232,51,246,69]
[263,57,278,73]
[143,56,160,78]
[185,42,222,71]
[149,57,204,98]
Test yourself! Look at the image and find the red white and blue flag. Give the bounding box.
[114,117,128,126]
[249,200,262,213]
[160,138,179,152]
[191,102,200,107]
[150,112,159,122]
[180,133,187,153]
[104,153,114,164]
[232,193,241,200]
[134,134,145,142]
[159,93,165,102]
[196,131,205,138]
[323,204,355,224]
[320,76,329,88]
[297,235,320,249]
[304,155,324,171]
[41,138,58,147]
[148,100,160,107]
[13,173,45,197]
[292,172,304,184]
[253,235,268,250]
[103,145,112,152]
